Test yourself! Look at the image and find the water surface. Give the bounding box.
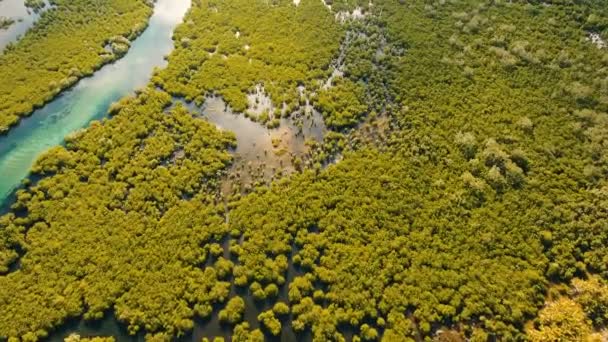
[0,0,191,204]
[0,0,48,51]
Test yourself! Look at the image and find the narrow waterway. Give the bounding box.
[0,0,191,205]
[0,0,49,51]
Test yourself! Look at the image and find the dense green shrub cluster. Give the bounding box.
[0,89,236,340]
[315,78,367,129]
[0,0,152,133]
[228,0,608,339]
[24,0,46,12]
[2,0,608,341]
[64,336,115,342]
[153,0,342,114]
[219,296,246,324]
[526,276,608,341]
[230,151,547,340]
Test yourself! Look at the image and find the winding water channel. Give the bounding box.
[1,1,330,340]
[0,0,327,207]
[0,0,191,204]
[0,0,48,51]
[180,97,326,195]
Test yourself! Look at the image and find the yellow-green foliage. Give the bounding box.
[273,301,290,316]
[0,0,153,133]
[0,214,21,273]
[219,296,246,324]
[227,0,608,340]
[0,17,15,30]
[315,77,367,129]
[24,0,46,12]
[64,334,115,342]
[0,89,236,340]
[230,151,547,340]
[154,0,342,112]
[232,322,264,342]
[3,0,608,341]
[258,310,281,336]
[527,298,598,342]
[571,276,608,328]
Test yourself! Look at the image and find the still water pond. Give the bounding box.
[1,0,331,340]
[0,0,191,206]
[0,0,49,51]
[181,97,326,194]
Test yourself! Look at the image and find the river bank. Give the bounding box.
[0,0,191,208]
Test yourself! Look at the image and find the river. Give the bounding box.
[0,0,330,339]
[0,0,191,206]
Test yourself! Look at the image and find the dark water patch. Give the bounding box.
[6,246,23,273]
[39,235,314,341]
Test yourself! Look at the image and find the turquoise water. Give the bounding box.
[0,0,191,203]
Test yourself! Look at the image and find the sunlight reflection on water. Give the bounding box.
[0,0,191,205]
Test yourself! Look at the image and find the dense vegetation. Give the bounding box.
[0,89,236,340]
[3,0,608,341]
[153,0,343,118]
[24,0,47,12]
[0,0,152,134]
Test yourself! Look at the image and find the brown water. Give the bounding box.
[47,238,310,342]
[179,96,326,195]
[43,94,329,341]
